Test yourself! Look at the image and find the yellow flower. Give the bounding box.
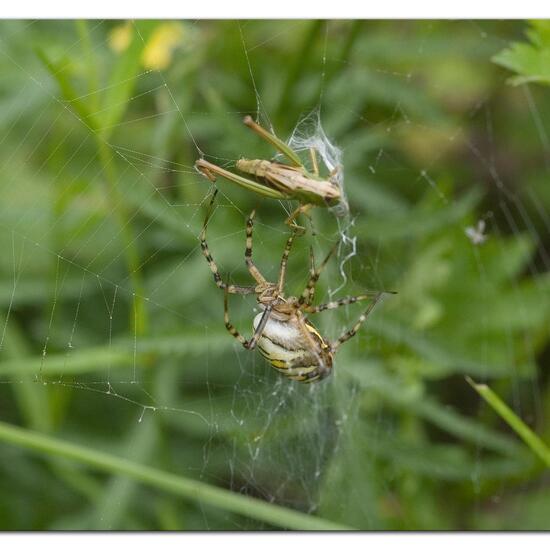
[109,21,133,53]
[141,23,184,70]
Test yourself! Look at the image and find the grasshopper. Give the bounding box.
[195,116,344,227]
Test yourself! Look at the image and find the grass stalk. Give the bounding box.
[0,420,352,531]
[467,377,550,468]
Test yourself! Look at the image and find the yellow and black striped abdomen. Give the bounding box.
[253,313,333,383]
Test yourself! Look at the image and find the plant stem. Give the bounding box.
[96,139,148,335]
[0,420,353,531]
[467,377,550,468]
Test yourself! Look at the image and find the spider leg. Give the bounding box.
[277,228,300,293]
[200,190,256,295]
[306,247,316,305]
[330,292,384,352]
[298,242,338,306]
[303,291,396,314]
[245,209,268,284]
[284,203,313,233]
[223,288,272,350]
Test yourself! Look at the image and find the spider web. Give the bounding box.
[0,19,549,530]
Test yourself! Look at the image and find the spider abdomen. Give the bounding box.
[253,313,333,383]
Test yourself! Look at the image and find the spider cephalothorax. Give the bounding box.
[199,191,393,383]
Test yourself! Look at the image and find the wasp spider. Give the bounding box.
[200,191,394,383]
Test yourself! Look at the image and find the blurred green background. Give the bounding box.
[0,20,549,530]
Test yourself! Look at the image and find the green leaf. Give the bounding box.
[493,21,550,86]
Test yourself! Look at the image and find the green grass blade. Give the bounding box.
[348,363,524,457]
[75,20,100,113]
[370,318,534,378]
[0,314,52,431]
[0,420,352,531]
[38,44,150,336]
[0,333,232,377]
[35,49,98,130]
[275,20,324,122]
[98,21,157,138]
[467,377,550,468]
[92,415,158,529]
